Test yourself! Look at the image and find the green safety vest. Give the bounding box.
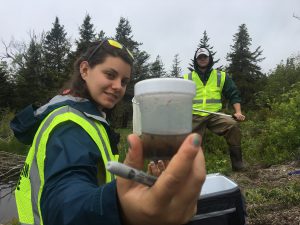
[15,106,118,225]
[183,69,226,116]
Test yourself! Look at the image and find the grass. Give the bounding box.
[246,182,300,206]
[0,137,29,155]
[0,108,29,155]
[115,128,131,162]
[2,114,299,225]
[0,108,14,140]
[202,130,232,174]
[2,218,20,225]
[244,179,300,221]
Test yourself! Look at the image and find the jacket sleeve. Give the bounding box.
[222,74,242,105]
[41,122,122,225]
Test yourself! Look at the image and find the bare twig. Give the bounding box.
[293,13,300,20]
[0,39,26,68]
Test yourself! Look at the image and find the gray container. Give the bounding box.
[188,174,246,225]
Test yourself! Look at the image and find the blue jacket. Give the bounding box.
[11,95,122,225]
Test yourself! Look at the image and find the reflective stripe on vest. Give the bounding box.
[184,70,226,116]
[15,106,117,225]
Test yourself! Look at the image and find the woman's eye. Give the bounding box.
[121,79,130,87]
[106,72,115,79]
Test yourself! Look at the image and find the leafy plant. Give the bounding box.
[0,108,29,154]
[0,108,14,141]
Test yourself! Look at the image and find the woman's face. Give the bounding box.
[80,56,131,109]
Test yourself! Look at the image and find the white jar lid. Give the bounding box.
[134,78,196,96]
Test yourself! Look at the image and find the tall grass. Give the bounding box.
[202,131,232,174]
[115,128,131,162]
[0,108,14,142]
[0,108,29,155]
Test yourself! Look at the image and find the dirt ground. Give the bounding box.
[1,151,299,225]
[229,161,300,225]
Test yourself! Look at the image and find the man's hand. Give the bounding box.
[233,112,246,121]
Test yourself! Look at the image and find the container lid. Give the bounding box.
[134,78,196,96]
[199,174,239,199]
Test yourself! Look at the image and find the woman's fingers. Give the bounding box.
[157,160,166,172]
[118,134,144,190]
[152,133,205,202]
[148,161,159,176]
[123,134,144,169]
[148,160,169,176]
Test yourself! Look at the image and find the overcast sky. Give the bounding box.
[0,0,299,74]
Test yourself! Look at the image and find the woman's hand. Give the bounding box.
[116,133,206,225]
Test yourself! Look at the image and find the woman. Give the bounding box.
[11,39,206,225]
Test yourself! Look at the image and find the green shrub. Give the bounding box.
[245,181,300,206]
[3,218,20,225]
[115,128,131,162]
[0,108,14,141]
[242,82,300,165]
[0,108,29,155]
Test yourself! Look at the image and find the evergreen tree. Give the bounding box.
[149,55,166,78]
[115,17,140,50]
[97,30,107,40]
[0,61,13,108]
[115,17,150,84]
[109,17,151,128]
[169,54,182,77]
[66,14,97,81]
[114,17,150,91]
[15,35,44,108]
[188,30,220,71]
[226,23,265,108]
[198,30,220,65]
[43,17,71,97]
[75,14,96,54]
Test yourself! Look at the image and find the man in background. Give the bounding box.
[183,47,246,171]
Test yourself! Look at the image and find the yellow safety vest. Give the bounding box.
[15,106,118,225]
[183,69,226,116]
